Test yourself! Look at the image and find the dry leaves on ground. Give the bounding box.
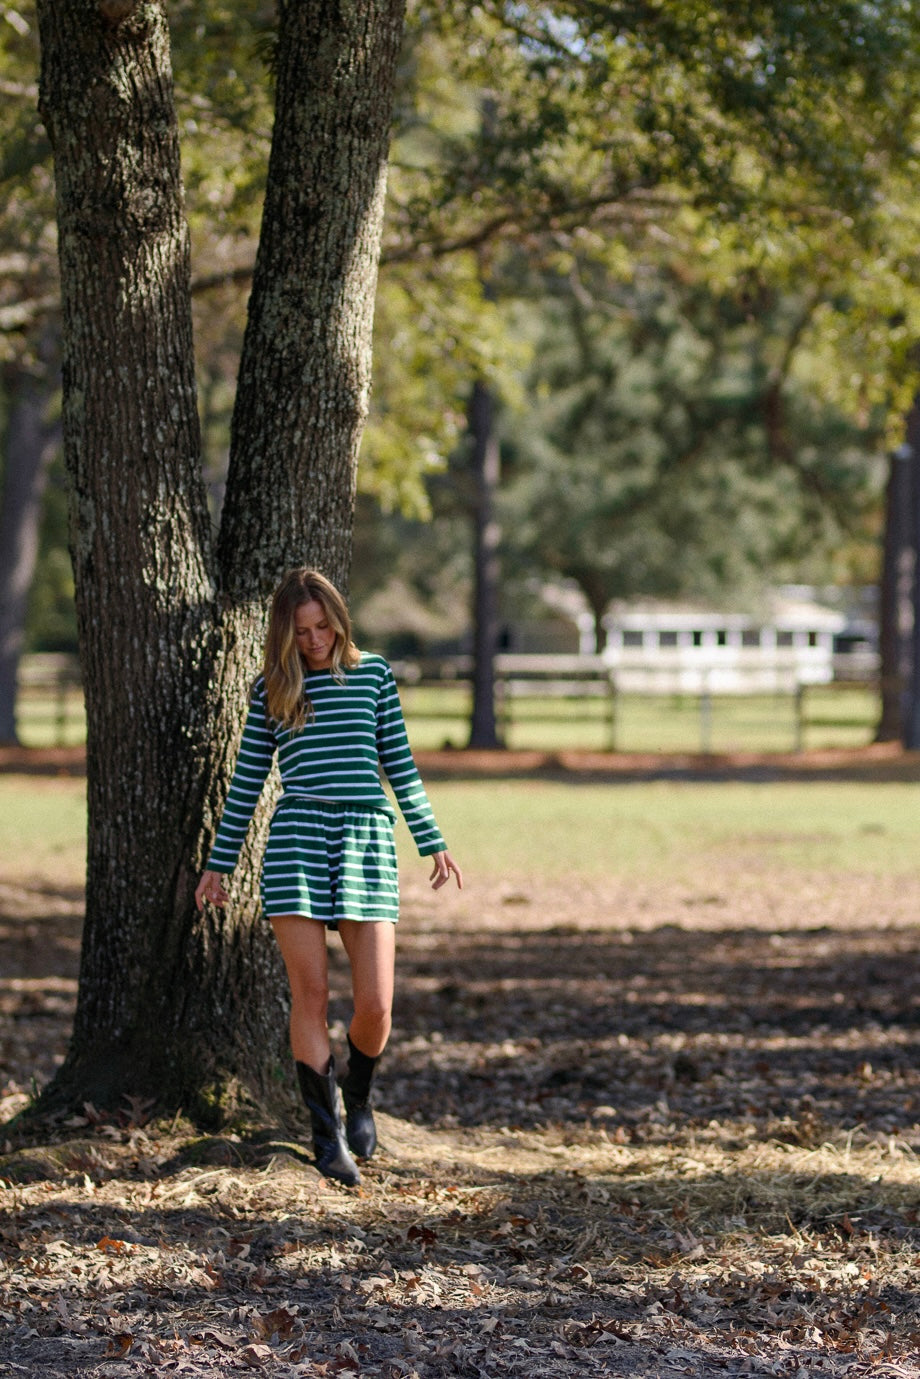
[3,755,920,1377]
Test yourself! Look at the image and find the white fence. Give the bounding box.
[392,649,879,753]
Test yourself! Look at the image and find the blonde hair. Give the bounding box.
[262,568,360,731]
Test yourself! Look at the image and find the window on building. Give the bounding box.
[622,630,644,648]
[692,630,704,647]
[776,630,795,647]
[716,630,727,646]
[808,631,819,647]
[658,631,679,647]
[741,629,761,648]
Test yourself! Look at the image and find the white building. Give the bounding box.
[600,591,848,694]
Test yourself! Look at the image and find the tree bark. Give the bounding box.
[904,397,920,750]
[35,0,263,1121]
[874,446,913,742]
[34,0,407,1124]
[217,0,406,602]
[0,335,61,744]
[467,379,503,748]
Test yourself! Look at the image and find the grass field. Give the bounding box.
[0,776,87,886]
[412,776,920,881]
[15,681,879,754]
[2,770,917,890]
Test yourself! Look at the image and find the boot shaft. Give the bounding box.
[341,1034,379,1108]
[296,1056,361,1187]
[341,1035,380,1159]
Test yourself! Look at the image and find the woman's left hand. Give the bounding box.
[429,850,463,891]
[194,868,230,911]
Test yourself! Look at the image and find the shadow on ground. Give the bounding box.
[3,795,920,1375]
[321,920,920,1147]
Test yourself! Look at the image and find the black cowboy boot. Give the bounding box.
[295,1057,361,1186]
[341,1034,380,1159]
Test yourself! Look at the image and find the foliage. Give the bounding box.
[0,3,54,354]
[371,0,920,514]
[350,492,472,651]
[364,258,522,515]
[389,1,920,261]
[355,0,920,652]
[498,259,889,632]
[6,0,920,614]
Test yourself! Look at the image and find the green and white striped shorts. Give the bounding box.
[261,796,399,927]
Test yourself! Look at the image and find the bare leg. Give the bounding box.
[337,920,396,1057]
[271,915,331,1071]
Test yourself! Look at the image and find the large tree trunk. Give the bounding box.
[34,0,407,1125]
[467,380,503,748]
[0,336,61,744]
[35,0,260,1121]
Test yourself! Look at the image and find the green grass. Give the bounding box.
[3,774,917,895]
[0,776,87,884]
[399,777,920,882]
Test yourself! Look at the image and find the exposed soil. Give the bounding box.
[2,751,920,1378]
[3,739,920,782]
[415,741,920,786]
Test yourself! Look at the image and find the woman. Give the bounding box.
[195,568,462,1186]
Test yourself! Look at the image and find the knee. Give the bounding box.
[289,972,329,1015]
[354,995,392,1035]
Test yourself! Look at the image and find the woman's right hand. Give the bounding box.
[195,869,230,911]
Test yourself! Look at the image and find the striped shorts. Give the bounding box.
[260,796,399,927]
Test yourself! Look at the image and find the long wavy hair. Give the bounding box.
[262,568,360,731]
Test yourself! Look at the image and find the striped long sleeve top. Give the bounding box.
[207,653,446,872]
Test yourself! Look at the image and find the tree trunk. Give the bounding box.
[34,0,407,1124]
[217,0,406,601]
[467,379,503,749]
[590,604,607,655]
[35,0,258,1121]
[904,398,920,749]
[874,446,913,742]
[0,336,61,744]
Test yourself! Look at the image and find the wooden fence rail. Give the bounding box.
[16,653,83,746]
[392,655,878,753]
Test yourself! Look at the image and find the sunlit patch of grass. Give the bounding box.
[2,773,919,894]
[414,779,920,881]
[0,777,86,886]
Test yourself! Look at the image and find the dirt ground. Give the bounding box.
[2,748,920,1378]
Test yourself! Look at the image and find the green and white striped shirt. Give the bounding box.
[208,653,446,872]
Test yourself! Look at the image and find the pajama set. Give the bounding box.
[207,653,446,926]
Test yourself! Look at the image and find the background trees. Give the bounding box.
[361,0,920,739]
[10,2,920,723]
[499,259,890,649]
[0,3,60,742]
